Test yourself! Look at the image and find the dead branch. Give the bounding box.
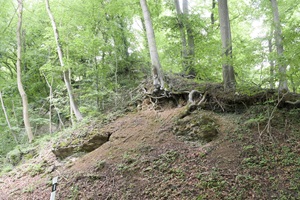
[213,96,225,112]
[197,91,208,106]
[258,92,288,141]
[285,100,300,105]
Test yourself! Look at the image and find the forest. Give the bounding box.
[0,0,299,199]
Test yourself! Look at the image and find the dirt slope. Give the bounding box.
[0,105,299,200]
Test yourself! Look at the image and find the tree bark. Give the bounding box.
[211,0,216,25]
[218,0,236,90]
[42,72,53,133]
[270,0,288,92]
[140,0,164,90]
[174,0,187,69]
[45,0,83,121]
[174,0,188,71]
[268,38,275,89]
[182,0,195,64]
[17,0,34,143]
[0,91,18,143]
[176,0,196,75]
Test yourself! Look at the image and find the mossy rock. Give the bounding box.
[173,112,219,142]
[6,147,37,166]
[52,130,110,159]
[6,149,22,166]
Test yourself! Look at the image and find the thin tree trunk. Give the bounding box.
[218,0,236,90]
[17,0,34,143]
[268,38,275,89]
[118,17,130,58]
[0,91,18,143]
[95,57,100,111]
[174,0,188,70]
[140,16,152,70]
[211,0,216,25]
[45,0,83,121]
[42,73,53,133]
[11,100,18,124]
[182,0,195,63]
[270,0,288,92]
[114,52,118,108]
[140,0,164,90]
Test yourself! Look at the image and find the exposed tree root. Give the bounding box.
[140,78,300,113]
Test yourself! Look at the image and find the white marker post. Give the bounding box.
[50,176,58,200]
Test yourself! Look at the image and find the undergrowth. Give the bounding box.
[210,105,300,199]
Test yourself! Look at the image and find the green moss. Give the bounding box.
[1,164,13,174]
[173,113,218,142]
[59,141,69,148]
[23,153,34,160]
[27,161,47,177]
[6,149,22,166]
[70,138,81,145]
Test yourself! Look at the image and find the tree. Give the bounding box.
[174,0,195,75]
[211,0,216,25]
[182,0,195,74]
[0,91,18,143]
[270,0,288,92]
[174,0,187,69]
[140,0,164,90]
[16,0,34,143]
[218,0,235,90]
[45,0,83,121]
[268,34,275,89]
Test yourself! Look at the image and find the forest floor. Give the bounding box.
[0,99,299,199]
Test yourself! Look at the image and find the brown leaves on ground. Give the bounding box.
[1,104,299,199]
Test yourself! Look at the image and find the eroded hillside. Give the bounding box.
[0,103,299,199]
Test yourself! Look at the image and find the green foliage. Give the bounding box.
[0,0,299,149]
[0,129,17,156]
[22,184,36,194]
[6,148,23,166]
[117,152,140,172]
[95,160,106,171]
[27,162,47,177]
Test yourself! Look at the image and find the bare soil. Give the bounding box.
[0,104,299,199]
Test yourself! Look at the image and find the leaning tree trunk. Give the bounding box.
[270,0,288,92]
[45,0,83,121]
[17,0,34,143]
[218,0,236,90]
[140,0,164,90]
[0,91,18,143]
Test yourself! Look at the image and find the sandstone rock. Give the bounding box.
[52,131,110,159]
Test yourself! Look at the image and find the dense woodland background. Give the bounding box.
[0,0,299,154]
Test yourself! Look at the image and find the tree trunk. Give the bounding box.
[140,0,164,90]
[45,0,83,121]
[42,73,53,133]
[174,0,188,70]
[182,0,195,75]
[95,57,100,111]
[268,38,275,89]
[218,0,236,90]
[17,0,34,143]
[211,0,216,25]
[117,17,130,59]
[0,91,18,143]
[174,0,187,64]
[270,0,288,92]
